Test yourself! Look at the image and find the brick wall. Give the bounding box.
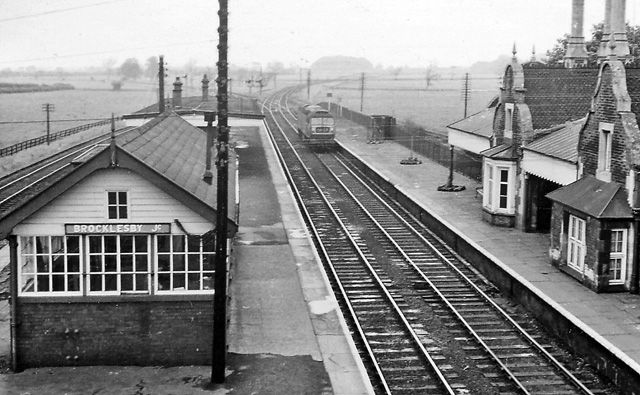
[580,64,629,184]
[522,67,599,130]
[16,299,213,369]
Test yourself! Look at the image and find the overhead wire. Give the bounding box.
[0,0,128,23]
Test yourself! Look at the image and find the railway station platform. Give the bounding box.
[0,119,373,394]
[334,120,640,388]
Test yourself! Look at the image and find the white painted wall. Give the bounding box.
[14,168,212,236]
[447,128,491,154]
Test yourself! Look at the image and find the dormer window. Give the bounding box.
[597,122,613,182]
[504,103,514,140]
[107,191,128,219]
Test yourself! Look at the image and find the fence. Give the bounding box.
[0,119,114,158]
[318,102,482,181]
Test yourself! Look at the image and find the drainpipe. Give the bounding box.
[8,235,18,370]
[631,209,640,293]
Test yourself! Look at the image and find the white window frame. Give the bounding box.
[18,235,83,296]
[609,228,628,285]
[485,163,493,207]
[107,190,129,220]
[597,122,614,182]
[567,215,586,271]
[504,103,514,140]
[483,159,515,214]
[155,234,215,294]
[86,234,151,295]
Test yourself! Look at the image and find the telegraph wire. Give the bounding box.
[0,0,128,23]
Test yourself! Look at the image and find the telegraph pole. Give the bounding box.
[212,0,229,384]
[360,72,365,112]
[461,73,470,118]
[42,103,55,144]
[158,56,165,113]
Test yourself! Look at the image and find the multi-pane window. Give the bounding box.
[486,164,493,207]
[609,229,627,284]
[19,236,82,294]
[567,215,586,271]
[499,169,509,209]
[484,162,512,212]
[19,233,215,296]
[156,235,215,293]
[107,191,128,219]
[88,235,150,294]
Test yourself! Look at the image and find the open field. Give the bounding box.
[295,71,502,136]
[0,75,160,147]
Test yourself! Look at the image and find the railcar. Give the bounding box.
[296,104,335,146]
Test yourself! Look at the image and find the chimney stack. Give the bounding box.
[599,0,629,61]
[202,74,210,101]
[158,56,165,113]
[172,77,183,108]
[564,0,588,67]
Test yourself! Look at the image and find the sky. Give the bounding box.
[1,0,640,71]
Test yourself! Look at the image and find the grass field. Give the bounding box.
[295,71,502,136]
[0,75,163,147]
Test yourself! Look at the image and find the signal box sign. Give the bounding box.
[65,223,171,234]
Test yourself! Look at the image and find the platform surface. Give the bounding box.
[335,120,640,374]
[0,119,373,394]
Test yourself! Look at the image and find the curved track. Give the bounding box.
[0,126,136,220]
[261,87,617,395]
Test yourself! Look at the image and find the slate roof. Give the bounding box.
[546,175,632,219]
[523,117,586,163]
[447,107,495,138]
[0,112,237,239]
[480,143,518,160]
[117,112,236,212]
[522,67,599,130]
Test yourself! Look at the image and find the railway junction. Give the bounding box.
[0,87,639,393]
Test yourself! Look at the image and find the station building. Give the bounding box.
[447,0,640,292]
[0,112,239,369]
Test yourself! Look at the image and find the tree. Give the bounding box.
[144,56,158,80]
[546,23,640,66]
[119,58,142,80]
[425,62,439,89]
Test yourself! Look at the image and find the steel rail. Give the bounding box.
[0,126,135,193]
[321,154,534,394]
[328,152,594,395]
[266,90,456,394]
[261,92,392,394]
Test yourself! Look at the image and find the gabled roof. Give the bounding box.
[546,175,632,219]
[0,112,237,239]
[522,116,586,163]
[446,107,495,138]
[522,66,599,130]
[118,112,227,205]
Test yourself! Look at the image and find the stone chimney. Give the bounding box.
[202,74,210,101]
[564,0,588,67]
[172,77,182,108]
[599,0,629,61]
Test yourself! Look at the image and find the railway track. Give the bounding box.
[0,126,136,219]
[262,88,617,394]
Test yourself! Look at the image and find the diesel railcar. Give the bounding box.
[296,104,335,146]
